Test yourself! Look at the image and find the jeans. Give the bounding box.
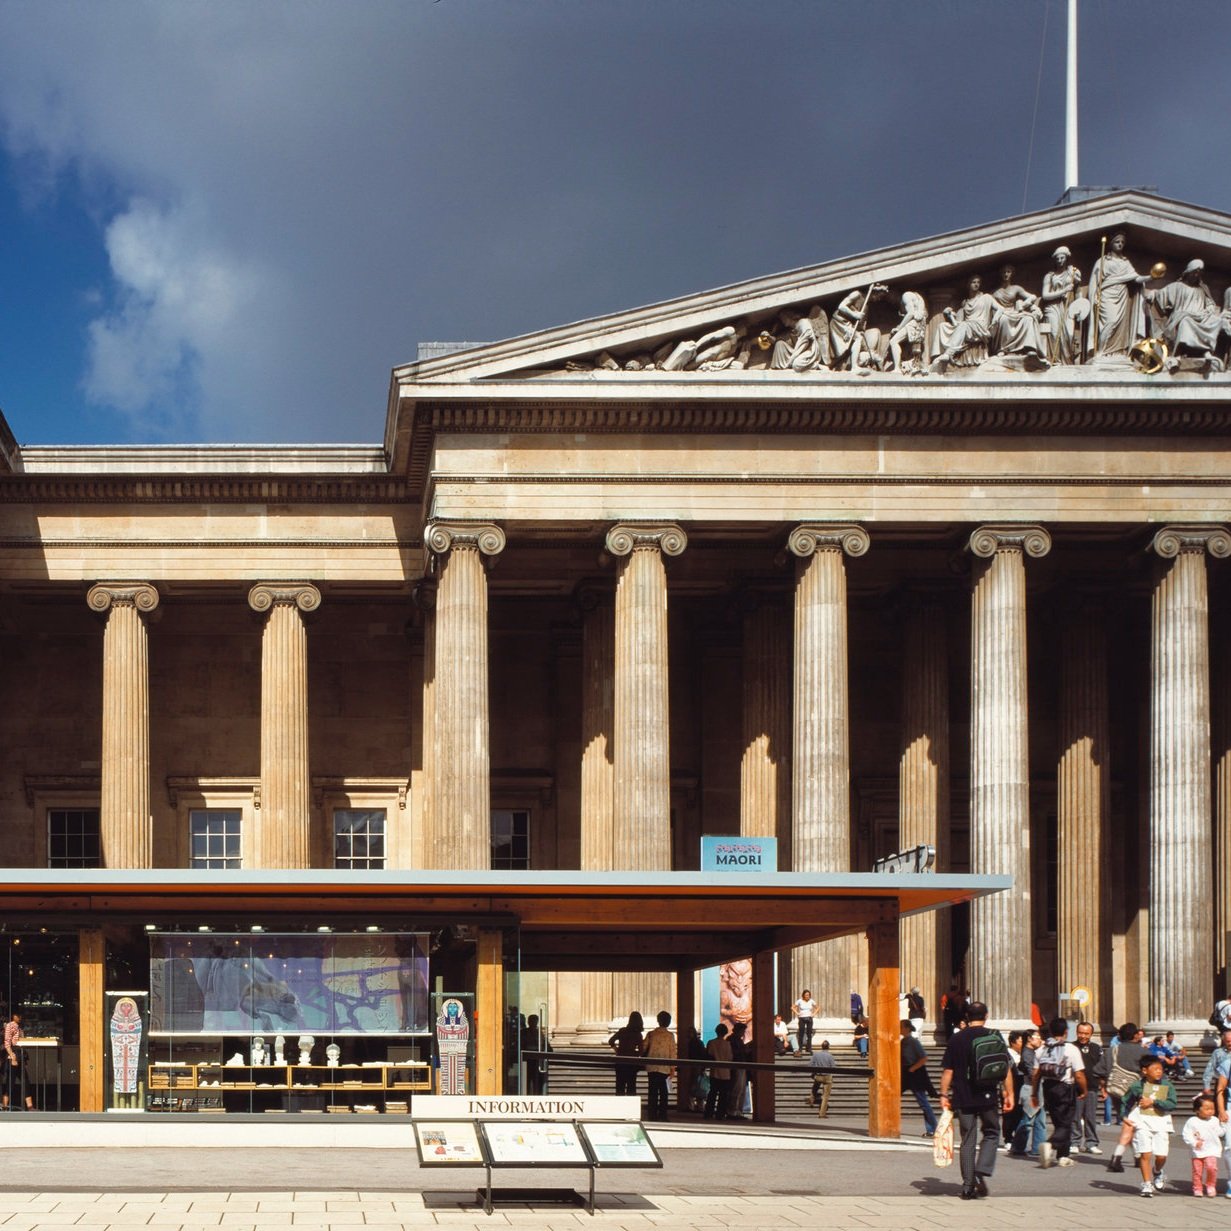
[1011,1102,1047,1154]
[646,1072,669,1120]
[910,1088,938,1133]
[797,1018,814,1053]
[957,1106,1001,1186]
[703,1077,731,1120]
[1042,1081,1078,1159]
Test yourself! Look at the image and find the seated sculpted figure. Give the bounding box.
[770,304,831,372]
[930,274,997,371]
[885,290,927,374]
[1146,259,1231,368]
[990,264,1049,369]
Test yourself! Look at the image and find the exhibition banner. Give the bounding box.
[148,932,430,1035]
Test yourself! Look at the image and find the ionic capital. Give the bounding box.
[787,523,870,559]
[86,582,160,615]
[968,524,1052,559]
[1150,525,1231,560]
[424,521,506,558]
[605,523,687,558]
[248,582,322,614]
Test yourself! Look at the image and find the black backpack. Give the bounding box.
[968,1028,1012,1088]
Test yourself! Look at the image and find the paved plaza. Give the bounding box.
[0,1121,1227,1229]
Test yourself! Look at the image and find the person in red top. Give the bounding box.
[3,1010,33,1110]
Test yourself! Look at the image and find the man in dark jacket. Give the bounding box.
[1074,1020,1105,1154]
[938,1001,1015,1200]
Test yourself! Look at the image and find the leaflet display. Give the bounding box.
[480,1120,590,1166]
[414,1120,485,1166]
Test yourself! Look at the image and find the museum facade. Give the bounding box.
[0,189,1229,1111]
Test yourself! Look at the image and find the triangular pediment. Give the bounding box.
[393,191,1231,389]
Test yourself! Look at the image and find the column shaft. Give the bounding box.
[580,593,615,1033]
[968,525,1050,1025]
[789,524,868,1023]
[1148,526,1228,1028]
[249,584,319,869]
[740,600,792,852]
[898,597,950,1031]
[1216,642,1231,994]
[1057,600,1111,1022]
[89,583,159,868]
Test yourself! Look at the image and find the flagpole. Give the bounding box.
[1065,0,1079,195]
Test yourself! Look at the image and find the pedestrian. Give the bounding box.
[728,1022,751,1120]
[641,1010,676,1122]
[900,1020,938,1137]
[809,1039,836,1117]
[1030,1017,1087,1168]
[608,1011,643,1098]
[773,1012,797,1055]
[1001,1030,1028,1152]
[1,1010,32,1112]
[853,1015,869,1059]
[906,987,926,1037]
[1122,1052,1177,1197]
[1201,1027,1231,1092]
[1107,1022,1150,1171]
[1012,1026,1047,1157]
[703,1024,733,1121]
[793,990,815,1054]
[1073,1020,1106,1154]
[937,1000,1015,1200]
[1182,1094,1224,1198]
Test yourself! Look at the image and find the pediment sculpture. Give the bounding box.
[561,233,1231,379]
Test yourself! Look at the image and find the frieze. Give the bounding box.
[556,234,1231,381]
[0,476,415,504]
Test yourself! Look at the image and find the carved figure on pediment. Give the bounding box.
[770,305,831,372]
[1088,231,1148,358]
[930,275,996,372]
[990,265,1049,369]
[830,284,888,373]
[885,291,927,375]
[1145,259,1231,369]
[1039,246,1084,365]
[659,324,746,371]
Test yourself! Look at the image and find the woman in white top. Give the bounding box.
[793,991,815,1055]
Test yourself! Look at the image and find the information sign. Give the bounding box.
[413,1120,484,1166]
[578,1121,662,1166]
[480,1120,590,1166]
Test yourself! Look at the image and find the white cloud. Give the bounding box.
[83,199,258,434]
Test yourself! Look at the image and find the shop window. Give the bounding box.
[333,808,386,869]
[47,808,101,868]
[189,809,242,869]
[492,809,529,870]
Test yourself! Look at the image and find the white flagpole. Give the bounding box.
[1065,0,1079,194]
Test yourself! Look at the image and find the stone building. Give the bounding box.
[1,190,1230,1108]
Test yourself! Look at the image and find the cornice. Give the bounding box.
[0,476,414,505]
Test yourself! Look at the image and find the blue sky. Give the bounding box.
[1,0,1229,447]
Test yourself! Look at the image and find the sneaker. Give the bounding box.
[1140,1183,1154,1198]
[1057,1157,1075,1167]
[1038,1142,1055,1169]
[1154,1173,1168,1192]
[1086,1145,1103,1155]
[1107,1155,1124,1173]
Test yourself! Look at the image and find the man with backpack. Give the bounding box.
[938,1001,1015,1200]
[1030,1017,1088,1167]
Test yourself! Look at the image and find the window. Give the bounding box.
[47,808,101,868]
[491,809,529,870]
[189,809,242,869]
[333,808,386,869]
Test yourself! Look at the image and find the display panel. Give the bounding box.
[414,1120,485,1165]
[578,1121,662,1166]
[149,932,430,1035]
[480,1120,590,1166]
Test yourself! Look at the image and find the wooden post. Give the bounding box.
[78,928,105,1113]
[475,929,504,1095]
[751,949,776,1123]
[867,920,901,1138]
[674,967,695,1114]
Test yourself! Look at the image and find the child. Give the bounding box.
[1182,1094,1224,1198]
[1124,1054,1178,1197]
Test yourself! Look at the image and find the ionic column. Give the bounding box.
[898,593,950,1034]
[1148,526,1229,1030]
[248,583,321,869]
[87,582,159,868]
[579,586,615,1036]
[1057,597,1111,1025]
[411,580,437,869]
[740,597,792,851]
[607,523,686,1020]
[967,525,1051,1025]
[1216,633,1231,995]
[789,523,870,1023]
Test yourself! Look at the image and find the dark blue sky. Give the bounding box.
[1,0,1229,446]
